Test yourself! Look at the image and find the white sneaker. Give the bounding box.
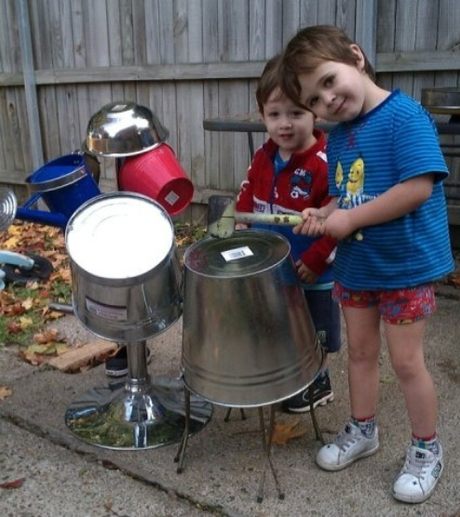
[316,422,379,470]
[316,420,379,471]
[393,444,443,503]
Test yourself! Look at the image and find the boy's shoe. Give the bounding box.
[316,420,379,471]
[282,372,334,413]
[105,346,151,378]
[392,444,443,503]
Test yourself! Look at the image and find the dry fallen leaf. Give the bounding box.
[18,316,34,328]
[2,236,19,249]
[7,321,22,334]
[447,272,460,288]
[19,349,46,366]
[33,328,60,344]
[0,385,12,400]
[272,419,308,445]
[0,478,25,489]
[21,298,34,311]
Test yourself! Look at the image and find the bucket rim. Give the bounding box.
[26,158,87,193]
[82,137,167,158]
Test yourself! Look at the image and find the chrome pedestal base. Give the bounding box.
[65,341,212,450]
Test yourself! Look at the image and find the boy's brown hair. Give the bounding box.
[279,25,376,106]
[256,54,284,114]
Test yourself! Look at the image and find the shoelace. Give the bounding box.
[400,448,431,481]
[334,424,361,451]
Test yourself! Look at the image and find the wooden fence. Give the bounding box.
[0,0,459,224]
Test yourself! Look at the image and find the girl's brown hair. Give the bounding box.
[280,25,375,105]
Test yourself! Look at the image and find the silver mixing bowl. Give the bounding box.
[84,101,169,157]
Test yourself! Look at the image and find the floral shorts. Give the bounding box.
[332,282,436,324]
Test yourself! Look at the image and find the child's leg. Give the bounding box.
[386,319,443,503]
[282,289,340,413]
[342,305,382,419]
[381,284,442,504]
[315,304,381,471]
[385,319,437,437]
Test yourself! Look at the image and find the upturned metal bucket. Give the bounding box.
[181,230,324,407]
[65,192,182,342]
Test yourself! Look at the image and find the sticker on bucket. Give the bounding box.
[221,246,254,262]
[85,297,128,322]
[164,190,180,207]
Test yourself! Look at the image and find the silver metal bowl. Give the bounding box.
[84,101,169,157]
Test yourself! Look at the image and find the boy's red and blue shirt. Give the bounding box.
[236,128,336,286]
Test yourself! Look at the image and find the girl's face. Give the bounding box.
[262,87,317,159]
[297,46,378,122]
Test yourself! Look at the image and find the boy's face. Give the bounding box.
[297,50,370,122]
[261,88,316,156]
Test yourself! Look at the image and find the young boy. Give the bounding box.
[236,54,341,413]
[279,25,454,503]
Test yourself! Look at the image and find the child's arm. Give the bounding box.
[236,161,257,214]
[324,174,434,240]
[293,197,338,235]
[296,234,337,283]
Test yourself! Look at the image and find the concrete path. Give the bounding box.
[1,285,460,517]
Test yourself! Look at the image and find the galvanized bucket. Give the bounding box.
[65,192,182,342]
[181,230,324,407]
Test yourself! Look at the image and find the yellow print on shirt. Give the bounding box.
[335,155,369,241]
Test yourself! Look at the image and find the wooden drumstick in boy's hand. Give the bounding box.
[207,195,303,238]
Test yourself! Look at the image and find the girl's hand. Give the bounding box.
[293,208,326,236]
[322,209,356,240]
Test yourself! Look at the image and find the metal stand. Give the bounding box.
[175,392,284,502]
[174,383,324,501]
[308,384,325,445]
[257,405,284,503]
[65,341,212,450]
[224,407,247,422]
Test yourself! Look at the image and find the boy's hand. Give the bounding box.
[235,223,249,230]
[296,260,318,284]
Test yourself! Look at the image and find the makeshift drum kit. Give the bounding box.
[0,101,326,501]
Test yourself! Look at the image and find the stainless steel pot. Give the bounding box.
[65,192,182,342]
[181,230,324,407]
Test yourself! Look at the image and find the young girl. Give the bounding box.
[279,25,454,504]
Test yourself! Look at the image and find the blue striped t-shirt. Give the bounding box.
[327,89,454,290]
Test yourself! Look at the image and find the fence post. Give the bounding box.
[17,0,44,170]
